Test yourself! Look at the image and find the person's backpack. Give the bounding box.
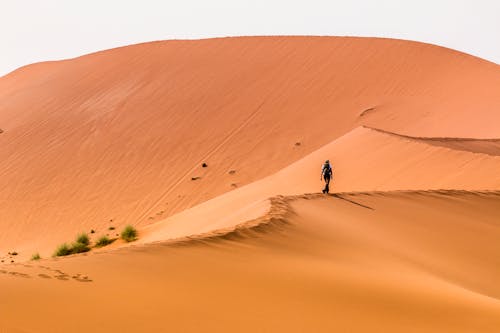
[322,163,332,176]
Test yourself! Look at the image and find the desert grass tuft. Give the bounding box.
[76,233,90,246]
[31,253,41,261]
[95,236,114,248]
[54,243,71,257]
[53,232,91,257]
[120,225,137,242]
[70,241,90,254]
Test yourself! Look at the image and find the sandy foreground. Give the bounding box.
[1,36,500,332]
[1,191,500,332]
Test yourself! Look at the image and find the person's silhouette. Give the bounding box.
[320,160,333,193]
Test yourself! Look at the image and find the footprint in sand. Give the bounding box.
[54,274,70,281]
[73,276,93,283]
[3,263,93,282]
[7,271,31,278]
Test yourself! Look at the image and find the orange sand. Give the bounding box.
[1,36,499,332]
[2,192,500,332]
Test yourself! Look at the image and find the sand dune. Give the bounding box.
[1,36,500,332]
[1,37,500,258]
[134,125,500,246]
[2,191,500,332]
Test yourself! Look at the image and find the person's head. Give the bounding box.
[325,160,329,164]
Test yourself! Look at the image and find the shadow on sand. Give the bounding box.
[330,194,374,210]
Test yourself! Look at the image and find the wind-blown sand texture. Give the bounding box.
[1,36,499,332]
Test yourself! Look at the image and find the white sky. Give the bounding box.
[1,0,499,76]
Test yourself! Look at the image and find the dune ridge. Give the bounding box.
[107,189,499,250]
[367,125,500,156]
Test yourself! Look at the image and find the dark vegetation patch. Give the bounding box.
[54,233,90,257]
[76,233,90,246]
[121,225,137,242]
[95,236,114,248]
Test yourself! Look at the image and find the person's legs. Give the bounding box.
[323,175,330,193]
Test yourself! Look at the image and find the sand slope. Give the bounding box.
[131,125,500,246]
[1,37,500,257]
[1,191,500,333]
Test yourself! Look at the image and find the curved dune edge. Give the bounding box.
[99,189,500,251]
[1,36,496,81]
[141,195,293,247]
[39,189,499,257]
[367,126,500,156]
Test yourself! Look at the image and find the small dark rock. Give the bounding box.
[90,229,95,234]
[202,163,208,168]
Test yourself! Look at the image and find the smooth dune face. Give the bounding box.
[1,36,500,332]
[1,37,500,256]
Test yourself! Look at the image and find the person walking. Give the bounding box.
[321,160,333,194]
